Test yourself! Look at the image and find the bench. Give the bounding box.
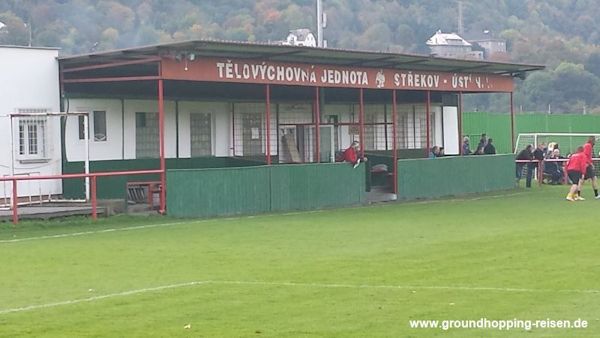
[126,181,162,210]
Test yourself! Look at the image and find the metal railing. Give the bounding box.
[0,169,163,224]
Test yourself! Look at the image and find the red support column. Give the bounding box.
[426,90,431,156]
[359,88,365,157]
[12,179,18,224]
[91,175,97,221]
[265,84,272,165]
[458,92,463,154]
[314,86,321,163]
[158,79,166,214]
[392,90,398,195]
[510,92,515,152]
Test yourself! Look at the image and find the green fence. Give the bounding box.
[167,163,366,218]
[462,112,600,154]
[167,166,271,218]
[396,154,515,200]
[62,157,263,199]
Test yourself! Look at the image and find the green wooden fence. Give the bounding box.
[397,154,515,200]
[167,163,366,218]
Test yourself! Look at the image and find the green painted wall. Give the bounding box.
[62,157,263,199]
[167,166,271,218]
[462,112,600,154]
[167,163,366,218]
[396,154,515,200]
[270,163,365,211]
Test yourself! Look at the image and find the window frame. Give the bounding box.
[15,109,50,162]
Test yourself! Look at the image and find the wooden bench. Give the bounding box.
[126,181,161,210]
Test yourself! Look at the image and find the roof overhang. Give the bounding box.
[59,39,544,77]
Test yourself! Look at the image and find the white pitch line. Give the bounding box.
[1,280,599,315]
[0,209,328,244]
[0,221,190,244]
[0,281,208,315]
[0,191,525,244]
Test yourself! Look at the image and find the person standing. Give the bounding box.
[462,137,471,155]
[516,145,534,188]
[532,143,546,184]
[582,136,599,199]
[483,138,496,155]
[475,133,487,155]
[565,146,587,201]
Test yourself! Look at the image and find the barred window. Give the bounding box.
[135,112,159,158]
[190,113,212,156]
[16,109,48,160]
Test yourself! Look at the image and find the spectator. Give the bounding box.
[342,141,367,167]
[532,143,546,182]
[462,137,471,155]
[516,144,534,188]
[475,133,487,155]
[429,146,439,159]
[533,143,546,161]
[544,149,564,185]
[483,138,496,155]
[438,147,445,157]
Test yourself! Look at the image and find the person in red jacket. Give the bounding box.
[342,141,367,167]
[566,146,587,201]
[582,136,599,199]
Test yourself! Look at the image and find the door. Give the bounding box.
[242,113,263,156]
[319,125,335,162]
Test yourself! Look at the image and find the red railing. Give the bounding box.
[0,169,163,224]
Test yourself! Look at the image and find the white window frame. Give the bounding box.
[15,109,50,162]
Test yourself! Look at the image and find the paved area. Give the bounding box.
[0,204,105,221]
[366,186,397,203]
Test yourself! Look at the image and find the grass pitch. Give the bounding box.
[0,186,599,337]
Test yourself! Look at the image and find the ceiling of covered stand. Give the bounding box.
[59,39,544,76]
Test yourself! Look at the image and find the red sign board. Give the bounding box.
[161,57,513,92]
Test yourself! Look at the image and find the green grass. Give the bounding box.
[1,186,599,337]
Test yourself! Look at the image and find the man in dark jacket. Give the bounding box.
[483,138,496,155]
[532,143,546,185]
[516,144,534,187]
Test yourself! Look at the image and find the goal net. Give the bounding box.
[514,133,600,156]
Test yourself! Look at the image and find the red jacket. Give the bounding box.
[566,152,587,173]
[583,142,593,165]
[343,147,358,164]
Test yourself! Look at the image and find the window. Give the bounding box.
[93,111,107,141]
[78,115,86,140]
[16,109,48,161]
[190,113,212,156]
[135,112,159,158]
[78,111,107,141]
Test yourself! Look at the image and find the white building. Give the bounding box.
[426,30,483,60]
[282,29,317,47]
[0,46,61,201]
[62,99,444,164]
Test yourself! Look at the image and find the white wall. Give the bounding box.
[442,106,460,155]
[178,101,230,157]
[65,99,123,161]
[63,98,459,164]
[65,99,232,161]
[0,46,60,199]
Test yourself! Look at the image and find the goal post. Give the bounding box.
[3,111,91,202]
[514,133,600,156]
